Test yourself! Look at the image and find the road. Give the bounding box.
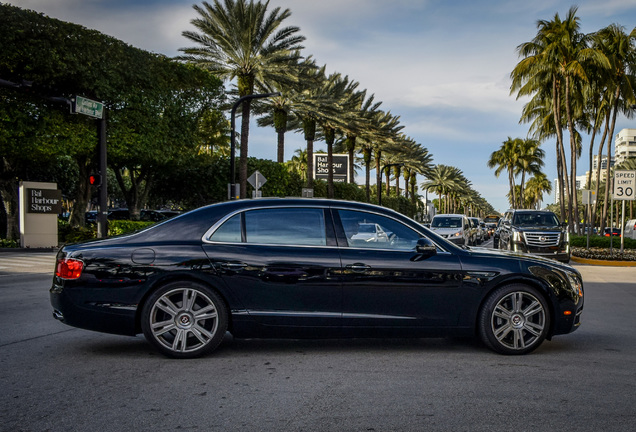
[0,250,635,431]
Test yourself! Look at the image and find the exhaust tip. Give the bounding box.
[52,310,64,321]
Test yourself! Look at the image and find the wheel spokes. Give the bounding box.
[491,291,546,351]
[150,287,220,353]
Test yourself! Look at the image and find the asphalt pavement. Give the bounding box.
[0,249,635,431]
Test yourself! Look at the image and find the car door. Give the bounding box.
[334,209,465,333]
[202,206,342,328]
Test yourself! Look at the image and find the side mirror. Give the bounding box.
[503,220,511,227]
[413,237,437,261]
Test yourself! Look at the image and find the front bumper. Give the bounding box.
[511,241,570,262]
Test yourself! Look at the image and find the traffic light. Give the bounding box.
[89,173,102,187]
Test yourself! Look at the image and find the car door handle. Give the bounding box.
[220,262,247,271]
[346,263,371,272]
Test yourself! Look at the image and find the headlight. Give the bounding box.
[512,230,522,242]
[565,270,583,298]
[455,231,462,237]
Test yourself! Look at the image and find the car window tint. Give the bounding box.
[209,213,242,243]
[338,210,420,250]
[245,208,326,246]
[431,217,462,228]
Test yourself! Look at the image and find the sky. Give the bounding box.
[5,0,636,212]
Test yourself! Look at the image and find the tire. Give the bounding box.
[478,284,550,355]
[141,281,228,359]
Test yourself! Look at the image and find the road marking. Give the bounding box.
[0,252,57,274]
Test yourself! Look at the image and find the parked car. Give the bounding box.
[429,214,471,246]
[498,209,570,263]
[52,198,583,358]
[107,208,130,220]
[350,222,393,244]
[84,211,98,224]
[140,209,182,222]
[624,220,636,239]
[604,227,622,237]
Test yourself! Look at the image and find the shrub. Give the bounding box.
[0,238,19,248]
[108,220,155,236]
[570,235,636,249]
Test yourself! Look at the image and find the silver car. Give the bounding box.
[429,214,471,246]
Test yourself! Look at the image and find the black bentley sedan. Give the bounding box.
[51,198,584,358]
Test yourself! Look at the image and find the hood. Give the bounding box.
[430,227,462,234]
[467,246,575,271]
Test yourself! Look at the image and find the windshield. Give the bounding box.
[431,217,462,228]
[512,212,560,227]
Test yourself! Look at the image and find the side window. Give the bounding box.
[208,213,242,243]
[337,210,421,250]
[245,208,327,246]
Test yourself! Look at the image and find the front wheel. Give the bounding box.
[478,284,550,355]
[141,281,228,358]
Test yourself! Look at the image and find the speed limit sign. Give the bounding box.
[613,171,636,200]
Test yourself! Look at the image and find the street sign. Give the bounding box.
[314,154,349,182]
[613,170,636,201]
[73,95,104,119]
[247,171,267,189]
[581,189,596,205]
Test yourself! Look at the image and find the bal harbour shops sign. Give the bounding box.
[314,154,349,183]
[26,188,63,214]
[19,181,62,248]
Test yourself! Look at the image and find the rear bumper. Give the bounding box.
[50,283,139,336]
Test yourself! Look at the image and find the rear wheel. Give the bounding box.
[478,284,550,355]
[141,281,228,358]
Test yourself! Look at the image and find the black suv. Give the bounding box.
[498,209,570,263]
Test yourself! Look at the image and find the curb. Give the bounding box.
[571,255,636,267]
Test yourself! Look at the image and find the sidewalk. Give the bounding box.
[0,250,57,274]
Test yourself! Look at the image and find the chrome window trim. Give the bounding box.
[201,203,452,253]
[202,204,330,247]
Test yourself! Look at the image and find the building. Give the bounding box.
[554,175,588,204]
[585,154,615,186]
[615,128,636,165]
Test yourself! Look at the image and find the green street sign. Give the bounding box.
[73,95,104,119]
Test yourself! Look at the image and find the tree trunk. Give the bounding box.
[239,101,251,199]
[277,129,285,163]
[565,76,579,233]
[0,180,19,241]
[69,155,91,228]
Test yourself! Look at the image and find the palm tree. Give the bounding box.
[180,0,305,198]
[421,165,461,214]
[286,148,307,181]
[255,56,320,163]
[524,173,552,209]
[515,139,545,208]
[511,6,609,230]
[591,24,636,233]
[488,137,521,208]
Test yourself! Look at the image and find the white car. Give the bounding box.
[624,219,636,239]
[430,214,471,246]
[350,223,390,243]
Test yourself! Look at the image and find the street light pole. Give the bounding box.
[229,92,281,199]
[378,163,404,206]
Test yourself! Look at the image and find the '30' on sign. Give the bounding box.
[613,171,636,200]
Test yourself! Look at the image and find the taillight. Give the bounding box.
[56,258,84,280]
